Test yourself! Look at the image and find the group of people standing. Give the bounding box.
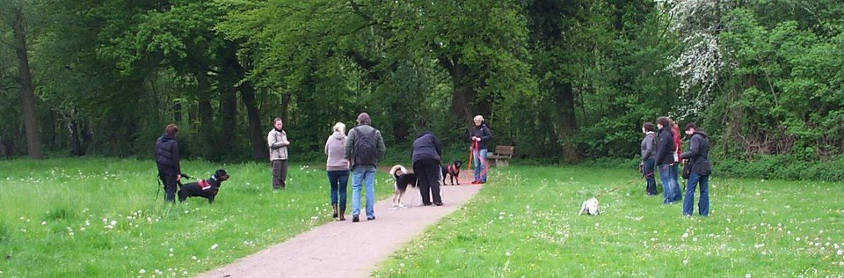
[640,117,712,216]
[154,112,493,223]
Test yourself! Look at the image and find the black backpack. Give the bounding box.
[354,127,378,165]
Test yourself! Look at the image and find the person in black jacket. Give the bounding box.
[155,124,182,202]
[680,123,712,216]
[655,117,678,204]
[468,115,492,184]
[411,131,443,206]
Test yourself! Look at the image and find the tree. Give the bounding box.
[1,0,42,159]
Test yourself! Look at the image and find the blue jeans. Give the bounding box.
[683,172,710,216]
[669,163,682,201]
[658,164,675,204]
[643,158,657,195]
[351,166,376,219]
[473,148,488,182]
[327,170,349,210]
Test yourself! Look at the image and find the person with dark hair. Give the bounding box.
[640,122,657,196]
[155,124,181,202]
[468,115,492,184]
[655,116,678,204]
[345,112,386,222]
[268,117,290,190]
[680,122,712,216]
[411,131,443,206]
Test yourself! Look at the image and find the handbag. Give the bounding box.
[682,161,692,179]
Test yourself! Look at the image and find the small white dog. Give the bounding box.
[579,197,600,215]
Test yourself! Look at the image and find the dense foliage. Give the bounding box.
[0,0,840,167]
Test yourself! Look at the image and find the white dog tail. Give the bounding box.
[389,165,407,178]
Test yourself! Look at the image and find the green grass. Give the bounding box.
[374,165,843,277]
[0,158,393,277]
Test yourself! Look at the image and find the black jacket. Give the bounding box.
[411,132,442,164]
[467,123,493,150]
[654,126,675,166]
[155,134,180,176]
[680,131,711,175]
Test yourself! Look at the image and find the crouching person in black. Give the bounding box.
[155,124,182,202]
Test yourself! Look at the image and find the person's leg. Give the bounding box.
[328,171,339,205]
[658,164,673,204]
[279,159,288,189]
[699,174,710,216]
[413,162,432,205]
[350,167,364,219]
[272,160,282,189]
[364,166,377,219]
[429,160,443,205]
[338,170,349,214]
[472,150,481,182]
[479,149,488,183]
[670,163,682,201]
[644,159,657,195]
[162,175,177,202]
[683,173,699,215]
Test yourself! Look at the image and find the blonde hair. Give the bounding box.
[333,122,346,135]
[473,115,484,122]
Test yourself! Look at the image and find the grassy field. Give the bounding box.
[0,158,394,277]
[374,165,843,277]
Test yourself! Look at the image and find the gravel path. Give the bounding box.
[200,173,481,278]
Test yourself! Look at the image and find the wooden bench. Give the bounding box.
[487,145,515,167]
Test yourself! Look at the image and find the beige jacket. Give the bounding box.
[267,129,289,160]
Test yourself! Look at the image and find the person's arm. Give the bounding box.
[345,128,356,160]
[482,127,492,143]
[280,131,290,146]
[654,134,667,163]
[680,135,699,160]
[376,130,386,159]
[173,141,181,177]
[325,137,331,155]
[268,131,279,149]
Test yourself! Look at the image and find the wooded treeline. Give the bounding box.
[0,0,840,162]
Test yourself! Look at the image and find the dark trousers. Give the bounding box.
[159,174,178,202]
[643,158,657,195]
[272,159,288,189]
[413,158,442,205]
[327,170,349,210]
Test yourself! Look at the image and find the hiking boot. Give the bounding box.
[332,204,338,218]
[352,215,359,222]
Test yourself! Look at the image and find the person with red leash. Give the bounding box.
[467,115,492,184]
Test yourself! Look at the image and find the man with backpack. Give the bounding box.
[345,112,386,222]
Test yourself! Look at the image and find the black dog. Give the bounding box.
[441,160,463,185]
[178,169,230,204]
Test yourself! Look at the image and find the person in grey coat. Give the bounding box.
[680,122,712,216]
[640,122,657,196]
[268,117,290,190]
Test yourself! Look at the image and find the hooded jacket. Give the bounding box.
[154,134,180,176]
[680,131,711,175]
[267,128,289,161]
[654,126,675,166]
[325,131,350,171]
[640,131,656,161]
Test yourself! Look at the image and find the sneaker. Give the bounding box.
[367,216,375,221]
[434,202,443,206]
[352,215,359,222]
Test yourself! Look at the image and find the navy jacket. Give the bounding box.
[411,132,442,164]
[467,124,493,150]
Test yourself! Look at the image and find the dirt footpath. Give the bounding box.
[200,179,481,278]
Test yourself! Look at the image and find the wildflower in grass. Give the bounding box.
[139,269,146,274]
[211,244,218,250]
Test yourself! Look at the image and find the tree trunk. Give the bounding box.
[439,55,473,125]
[197,72,215,153]
[240,81,266,160]
[12,5,42,159]
[552,81,579,162]
[219,82,237,154]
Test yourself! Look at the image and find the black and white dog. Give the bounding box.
[441,160,463,185]
[178,169,230,204]
[390,165,417,208]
